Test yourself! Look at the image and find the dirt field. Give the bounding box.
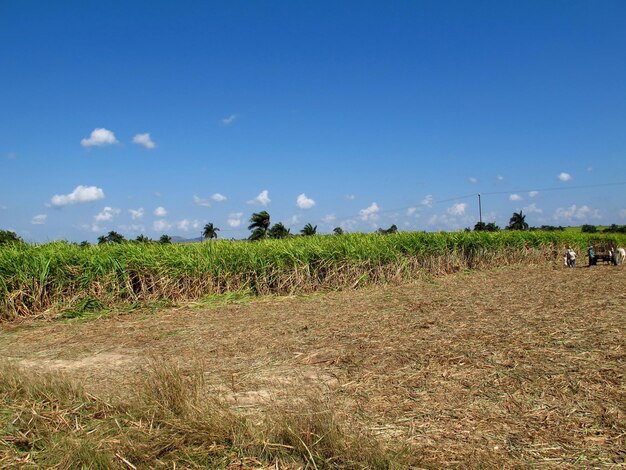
[1,263,625,467]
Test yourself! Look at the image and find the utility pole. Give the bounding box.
[478,193,482,224]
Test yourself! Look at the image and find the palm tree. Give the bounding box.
[300,223,317,236]
[136,234,151,243]
[268,222,290,239]
[507,211,529,231]
[203,223,220,240]
[248,211,270,241]
[159,234,172,244]
[333,227,344,235]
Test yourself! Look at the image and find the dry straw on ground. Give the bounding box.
[1,263,625,467]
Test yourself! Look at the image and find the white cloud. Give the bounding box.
[227,212,243,228]
[211,193,227,202]
[554,204,601,222]
[81,128,118,147]
[193,195,211,207]
[94,206,120,222]
[177,219,190,231]
[509,194,523,202]
[322,214,336,224]
[407,207,419,217]
[222,114,237,125]
[529,191,539,198]
[421,195,434,207]
[289,215,301,225]
[359,202,380,221]
[31,214,47,225]
[522,203,543,214]
[153,219,171,231]
[50,185,105,207]
[154,206,167,217]
[447,202,468,216]
[132,133,156,149]
[558,172,572,182]
[496,175,504,181]
[469,177,478,184]
[620,209,626,219]
[129,208,144,220]
[90,223,101,233]
[296,193,316,209]
[345,194,356,200]
[248,190,271,206]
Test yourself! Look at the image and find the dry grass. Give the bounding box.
[1,263,625,467]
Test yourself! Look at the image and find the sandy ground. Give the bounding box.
[1,263,625,467]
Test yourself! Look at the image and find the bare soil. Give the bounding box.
[1,263,625,467]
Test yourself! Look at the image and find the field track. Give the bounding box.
[1,263,625,467]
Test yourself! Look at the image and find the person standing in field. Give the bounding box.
[567,247,576,268]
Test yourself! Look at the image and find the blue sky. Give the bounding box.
[1,1,625,242]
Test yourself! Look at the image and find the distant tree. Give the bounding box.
[203,223,220,240]
[248,211,271,241]
[268,222,290,239]
[485,222,500,232]
[159,234,172,244]
[534,225,565,232]
[0,230,23,245]
[474,221,487,231]
[98,231,125,244]
[333,227,344,235]
[79,240,91,247]
[507,211,529,231]
[377,224,398,235]
[300,223,317,236]
[603,224,626,233]
[581,224,597,233]
[135,234,152,243]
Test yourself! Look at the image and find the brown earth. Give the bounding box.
[1,263,625,467]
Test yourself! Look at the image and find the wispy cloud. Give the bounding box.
[177,219,191,231]
[193,195,211,207]
[558,172,572,182]
[50,185,105,207]
[94,206,120,222]
[153,219,171,231]
[132,133,156,149]
[322,214,336,224]
[619,209,626,219]
[4,152,16,160]
[359,202,380,221]
[154,206,167,217]
[554,204,600,222]
[248,190,271,206]
[222,114,237,125]
[227,212,243,228]
[529,191,539,198]
[296,193,315,209]
[447,203,468,216]
[118,224,145,233]
[81,128,118,147]
[468,177,478,184]
[522,203,543,214]
[211,193,227,202]
[129,208,144,220]
[509,194,523,202]
[407,207,417,216]
[496,175,504,181]
[31,214,47,225]
[421,195,434,207]
[345,194,355,201]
